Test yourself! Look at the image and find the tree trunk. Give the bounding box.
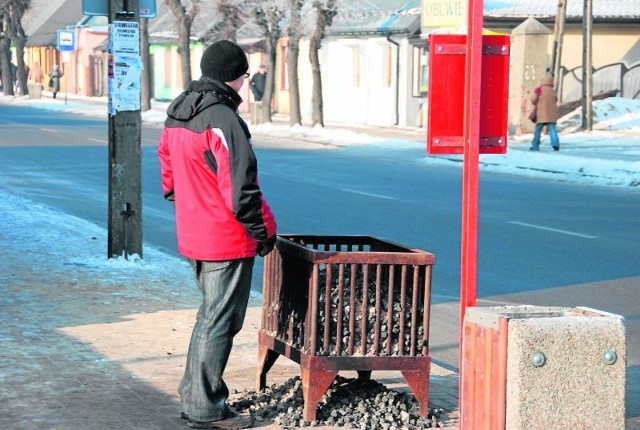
[0,29,14,96]
[581,0,593,131]
[14,38,27,96]
[165,0,197,90]
[309,0,336,127]
[309,38,322,127]
[287,0,302,126]
[253,4,283,124]
[178,16,192,89]
[287,39,301,126]
[140,18,151,111]
[260,35,277,124]
[552,0,567,95]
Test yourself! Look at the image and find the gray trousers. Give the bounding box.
[179,258,254,421]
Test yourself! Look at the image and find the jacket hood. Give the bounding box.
[165,77,243,122]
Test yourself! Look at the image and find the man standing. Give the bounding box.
[158,40,277,429]
[249,65,266,102]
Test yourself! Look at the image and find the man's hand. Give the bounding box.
[257,235,277,257]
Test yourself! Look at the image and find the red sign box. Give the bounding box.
[427,34,511,155]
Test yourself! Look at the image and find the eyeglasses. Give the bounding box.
[243,72,250,78]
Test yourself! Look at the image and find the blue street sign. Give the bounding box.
[57,30,76,51]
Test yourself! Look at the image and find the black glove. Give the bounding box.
[257,235,277,257]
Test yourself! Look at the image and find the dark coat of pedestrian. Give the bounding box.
[48,65,63,99]
[530,74,561,151]
[249,65,267,101]
[157,40,276,430]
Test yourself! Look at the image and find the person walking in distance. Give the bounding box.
[530,72,561,151]
[48,65,63,99]
[157,40,277,429]
[249,65,266,102]
[28,62,44,85]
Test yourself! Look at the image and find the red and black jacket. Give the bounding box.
[158,77,276,261]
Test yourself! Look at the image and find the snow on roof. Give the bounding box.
[484,0,640,20]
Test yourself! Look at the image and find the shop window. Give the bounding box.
[383,45,392,88]
[280,43,289,91]
[352,45,360,87]
[412,45,429,97]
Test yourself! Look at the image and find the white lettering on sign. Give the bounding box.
[422,0,467,27]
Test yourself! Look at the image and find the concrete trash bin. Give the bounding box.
[251,101,263,125]
[28,83,42,99]
[461,305,626,429]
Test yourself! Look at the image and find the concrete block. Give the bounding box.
[462,306,626,429]
[505,306,625,429]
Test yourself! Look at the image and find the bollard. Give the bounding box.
[28,83,43,99]
[251,101,263,125]
[461,305,626,429]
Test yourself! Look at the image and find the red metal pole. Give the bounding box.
[459,0,484,426]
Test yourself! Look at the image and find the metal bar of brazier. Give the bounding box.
[257,235,436,421]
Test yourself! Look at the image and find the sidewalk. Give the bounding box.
[0,185,459,429]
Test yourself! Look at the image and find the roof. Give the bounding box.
[23,0,85,47]
[484,0,640,21]
[327,0,421,36]
[22,0,640,50]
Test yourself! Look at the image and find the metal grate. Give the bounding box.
[258,234,436,421]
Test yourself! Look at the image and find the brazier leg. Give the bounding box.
[256,344,280,391]
[301,366,338,422]
[402,368,430,416]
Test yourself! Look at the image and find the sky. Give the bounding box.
[0,94,638,279]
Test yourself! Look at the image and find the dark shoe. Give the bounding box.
[188,409,253,429]
[529,147,539,151]
[553,146,559,151]
[181,412,189,420]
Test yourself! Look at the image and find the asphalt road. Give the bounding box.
[1,103,638,419]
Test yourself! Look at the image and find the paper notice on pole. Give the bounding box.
[110,21,140,55]
[108,55,141,115]
[108,21,141,115]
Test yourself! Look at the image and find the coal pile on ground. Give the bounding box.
[231,375,446,428]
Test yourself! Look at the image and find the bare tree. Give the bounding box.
[214,0,242,41]
[253,3,284,123]
[1,0,30,96]
[0,10,12,95]
[308,0,335,127]
[286,0,303,126]
[165,0,200,89]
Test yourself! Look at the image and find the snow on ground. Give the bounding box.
[3,93,639,189]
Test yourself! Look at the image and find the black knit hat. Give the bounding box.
[200,40,248,82]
